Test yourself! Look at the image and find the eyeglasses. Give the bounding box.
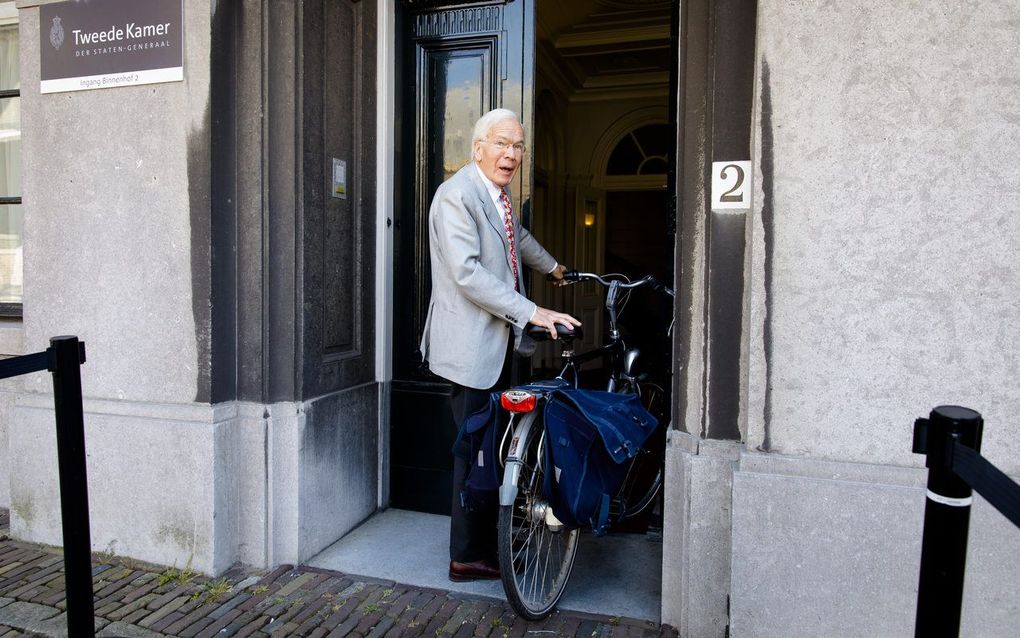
[482,138,526,154]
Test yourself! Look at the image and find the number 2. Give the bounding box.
[720,164,744,203]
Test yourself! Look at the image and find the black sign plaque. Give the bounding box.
[39,0,184,94]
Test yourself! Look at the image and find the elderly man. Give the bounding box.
[420,108,580,582]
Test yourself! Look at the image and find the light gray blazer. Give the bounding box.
[420,163,557,390]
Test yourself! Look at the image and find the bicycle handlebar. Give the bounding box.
[549,270,675,298]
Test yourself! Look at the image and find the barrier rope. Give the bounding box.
[952,441,1020,529]
[0,351,50,380]
[0,341,84,381]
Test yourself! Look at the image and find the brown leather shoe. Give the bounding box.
[449,559,500,582]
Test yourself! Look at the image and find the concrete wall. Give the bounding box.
[708,1,1020,635]
[667,1,1020,634]
[6,1,381,575]
[11,394,229,572]
[729,454,1020,638]
[20,1,209,406]
[0,321,24,509]
[296,385,379,564]
[747,1,1020,473]
[7,384,378,575]
[261,385,379,569]
[663,439,1020,637]
[11,0,217,568]
[661,432,741,637]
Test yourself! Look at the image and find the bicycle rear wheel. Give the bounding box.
[613,381,668,524]
[497,411,579,620]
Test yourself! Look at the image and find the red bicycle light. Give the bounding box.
[501,390,537,413]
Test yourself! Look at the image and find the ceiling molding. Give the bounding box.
[556,24,670,50]
[600,175,668,191]
[400,0,501,8]
[569,85,669,103]
[582,71,669,89]
[570,71,670,103]
[596,0,671,9]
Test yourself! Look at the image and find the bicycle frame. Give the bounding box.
[499,411,540,507]
[554,338,626,390]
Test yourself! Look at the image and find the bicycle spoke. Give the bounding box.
[539,529,552,598]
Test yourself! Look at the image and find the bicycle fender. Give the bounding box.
[499,412,538,506]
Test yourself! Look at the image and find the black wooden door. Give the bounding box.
[391,0,535,514]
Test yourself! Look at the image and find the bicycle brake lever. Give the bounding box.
[606,280,621,308]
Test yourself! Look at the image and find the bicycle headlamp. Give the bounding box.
[501,389,537,413]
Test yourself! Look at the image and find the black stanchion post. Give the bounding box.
[49,336,95,637]
[912,405,983,638]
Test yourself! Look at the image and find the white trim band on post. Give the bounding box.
[926,490,973,507]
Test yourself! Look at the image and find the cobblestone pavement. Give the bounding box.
[0,512,678,638]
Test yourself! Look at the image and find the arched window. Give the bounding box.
[606,123,670,176]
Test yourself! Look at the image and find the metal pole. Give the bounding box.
[912,405,983,638]
[49,336,95,638]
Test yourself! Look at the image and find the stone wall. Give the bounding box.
[721,1,1020,635]
[6,0,381,575]
[666,2,1020,634]
[746,1,1020,473]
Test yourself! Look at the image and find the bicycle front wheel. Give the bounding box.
[497,410,579,620]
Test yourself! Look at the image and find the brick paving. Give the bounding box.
[0,511,678,638]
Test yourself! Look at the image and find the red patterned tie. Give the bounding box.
[499,191,519,291]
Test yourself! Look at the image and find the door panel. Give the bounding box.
[302,0,377,398]
[391,0,533,514]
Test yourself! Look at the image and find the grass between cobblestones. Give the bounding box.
[0,511,678,638]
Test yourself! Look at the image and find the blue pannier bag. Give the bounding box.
[454,380,570,513]
[454,393,502,512]
[542,389,657,535]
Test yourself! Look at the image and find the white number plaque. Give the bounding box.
[711,161,752,210]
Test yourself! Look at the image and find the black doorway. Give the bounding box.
[388,0,677,515]
[389,1,535,514]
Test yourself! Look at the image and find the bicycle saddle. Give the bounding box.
[526,323,583,342]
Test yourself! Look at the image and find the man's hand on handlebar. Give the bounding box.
[529,306,581,340]
[548,264,570,287]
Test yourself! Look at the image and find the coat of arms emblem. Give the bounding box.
[49,16,64,50]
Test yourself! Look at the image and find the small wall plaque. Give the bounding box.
[332,158,347,200]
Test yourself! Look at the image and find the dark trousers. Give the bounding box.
[448,333,513,563]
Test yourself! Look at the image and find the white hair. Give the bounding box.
[472,108,522,142]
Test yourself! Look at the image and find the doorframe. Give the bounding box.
[673,0,758,442]
[373,0,733,501]
[375,0,396,386]
[375,0,397,508]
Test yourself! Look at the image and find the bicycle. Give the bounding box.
[494,271,675,620]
